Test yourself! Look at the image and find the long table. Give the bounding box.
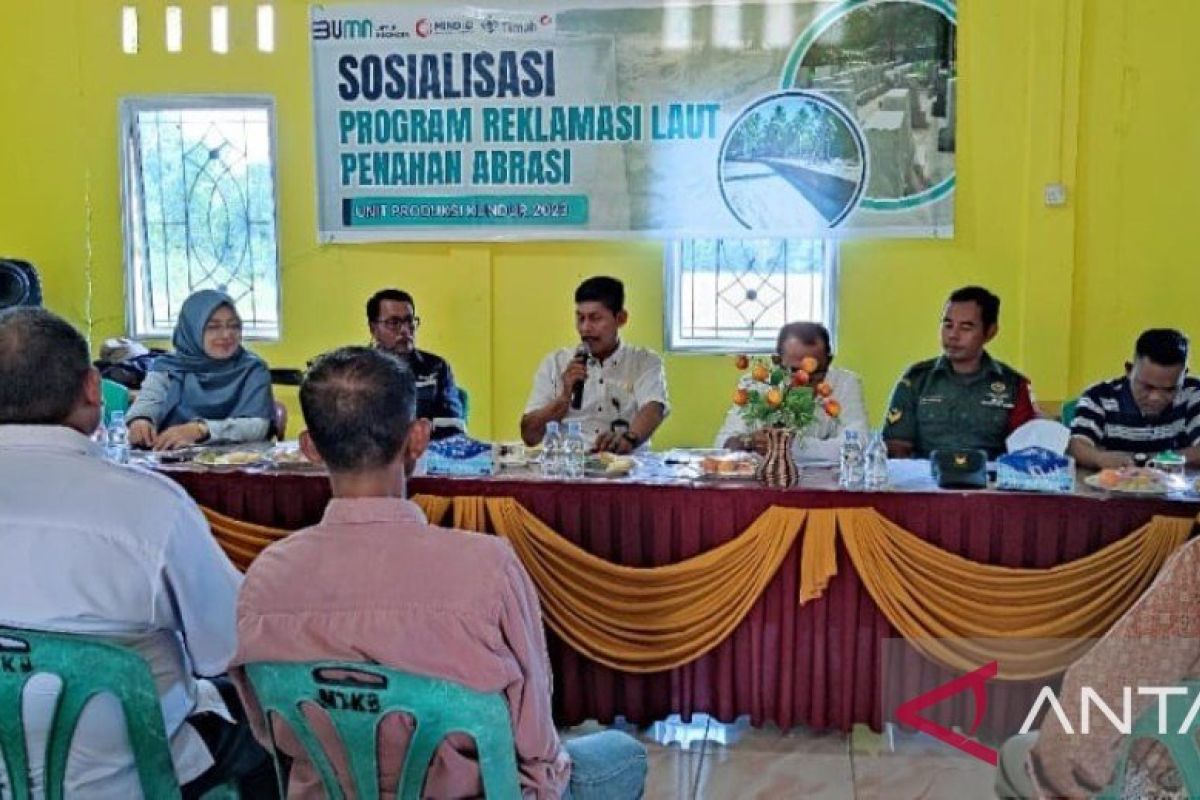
[166,466,1200,736]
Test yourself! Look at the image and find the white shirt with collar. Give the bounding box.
[713,365,870,461]
[524,341,671,447]
[0,425,242,798]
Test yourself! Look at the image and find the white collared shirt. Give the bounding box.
[714,365,870,461]
[524,341,671,446]
[0,425,242,798]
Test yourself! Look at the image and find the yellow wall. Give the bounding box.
[1,0,1196,448]
[1070,0,1200,387]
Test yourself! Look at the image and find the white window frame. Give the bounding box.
[664,239,839,354]
[119,94,282,340]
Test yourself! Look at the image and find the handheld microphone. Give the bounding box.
[570,342,589,410]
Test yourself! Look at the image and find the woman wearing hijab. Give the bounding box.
[127,290,275,450]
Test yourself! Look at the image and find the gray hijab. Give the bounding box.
[150,290,274,426]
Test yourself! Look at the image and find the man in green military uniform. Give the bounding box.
[883,286,1038,459]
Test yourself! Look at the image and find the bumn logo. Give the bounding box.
[312,18,374,41]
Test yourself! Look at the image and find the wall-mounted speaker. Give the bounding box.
[0,260,42,310]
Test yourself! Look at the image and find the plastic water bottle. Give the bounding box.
[839,429,865,489]
[864,431,889,490]
[106,410,130,464]
[563,421,586,479]
[91,407,109,449]
[541,421,563,478]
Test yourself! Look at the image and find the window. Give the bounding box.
[120,96,281,339]
[665,239,837,353]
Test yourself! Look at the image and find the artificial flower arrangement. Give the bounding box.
[731,353,841,431]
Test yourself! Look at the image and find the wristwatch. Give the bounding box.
[1133,452,1149,467]
[622,432,641,449]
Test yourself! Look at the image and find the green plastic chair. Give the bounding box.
[458,386,470,425]
[0,626,237,800]
[243,661,521,800]
[1060,397,1079,427]
[101,379,130,426]
[1100,680,1200,799]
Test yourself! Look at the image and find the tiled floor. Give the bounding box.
[561,716,998,800]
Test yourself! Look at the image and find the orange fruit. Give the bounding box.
[816,381,833,397]
[734,354,750,370]
[791,370,811,387]
[733,388,749,407]
[766,389,783,407]
[800,356,819,373]
[751,365,770,382]
[823,399,842,418]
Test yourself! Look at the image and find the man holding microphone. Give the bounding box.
[520,276,670,453]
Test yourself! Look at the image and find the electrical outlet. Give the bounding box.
[1044,183,1068,207]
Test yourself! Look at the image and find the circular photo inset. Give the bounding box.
[786,0,958,209]
[718,91,867,230]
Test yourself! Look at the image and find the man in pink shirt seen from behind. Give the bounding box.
[230,346,647,799]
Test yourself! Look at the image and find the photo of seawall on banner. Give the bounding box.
[790,0,957,213]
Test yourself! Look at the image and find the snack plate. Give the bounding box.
[695,469,759,483]
[264,447,325,472]
[1083,473,1168,496]
[584,456,636,479]
[191,448,270,471]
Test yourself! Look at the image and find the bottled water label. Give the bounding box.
[839,431,865,490]
[541,422,563,478]
[563,422,586,479]
[106,411,130,465]
[864,435,889,490]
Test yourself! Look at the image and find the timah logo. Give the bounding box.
[894,660,999,766]
[312,19,374,40]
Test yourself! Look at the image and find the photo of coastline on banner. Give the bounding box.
[310,0,957,241]
[718,91,867,231]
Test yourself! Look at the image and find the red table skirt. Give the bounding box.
[168,470,1199,736]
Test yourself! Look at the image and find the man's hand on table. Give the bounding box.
[593,431,635,455]
[1093,451,1136,469]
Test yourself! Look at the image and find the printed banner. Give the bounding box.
[310,0,957,241]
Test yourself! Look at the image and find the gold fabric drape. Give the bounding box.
[800,507,1195,678]
[199,507,289,571]
[447,497,807,673]
[201,498,1197,677]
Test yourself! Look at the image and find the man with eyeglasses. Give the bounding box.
[367,289,463,437]
[1069,328,1200,468]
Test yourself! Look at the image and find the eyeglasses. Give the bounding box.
[375,315,420,331]
[204,322,243,334]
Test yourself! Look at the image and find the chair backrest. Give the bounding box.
[0,626,181,800]
[1060,397,1079,427]
[243,661,520,800]
[1102,680,1200,799]
[101,379,130,426]
[458,386,470,424]
[272,400,288,440]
